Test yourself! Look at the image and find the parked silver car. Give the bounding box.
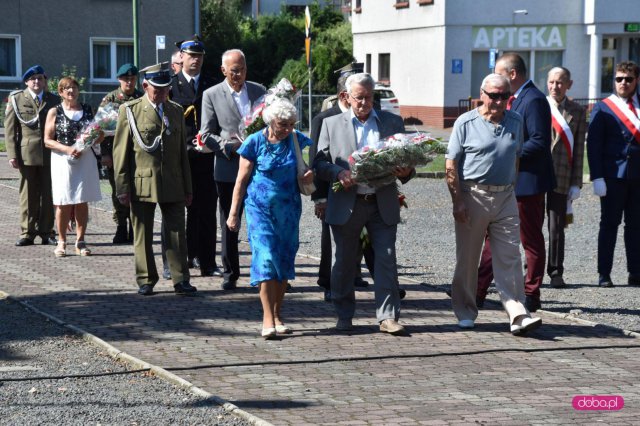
[374,85,401,116]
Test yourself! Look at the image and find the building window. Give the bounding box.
[533,50,563,91]
[378,53,390,83]
[90,38,134,82]
[366,54,371,74]
[0,35,21,80]
[354,0,361,13]
[394,0,410,9]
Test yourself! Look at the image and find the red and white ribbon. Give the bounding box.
[548,97,574,164]
[602,94,640,145]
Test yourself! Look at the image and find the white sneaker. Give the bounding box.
[458,319,475,329]
[510,316,542,336]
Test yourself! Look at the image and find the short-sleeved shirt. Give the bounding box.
[446,108,524,185]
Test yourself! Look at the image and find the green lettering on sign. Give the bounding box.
[625,23,640,32]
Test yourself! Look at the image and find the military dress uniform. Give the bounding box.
[100,84,143,242]
[112,64,194,295]
[169,39,219,276]
[4,78,60,245]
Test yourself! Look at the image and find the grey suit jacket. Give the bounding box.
[200,81,266,182]
[313,109,408,226]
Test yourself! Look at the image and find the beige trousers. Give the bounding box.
[451,186,528,325]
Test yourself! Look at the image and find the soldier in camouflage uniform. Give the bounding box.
[100,63,143,244]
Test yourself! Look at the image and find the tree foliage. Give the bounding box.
[199,0,352,93]
[47,65,86,92]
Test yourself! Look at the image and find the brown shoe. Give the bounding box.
[379,319,405,335]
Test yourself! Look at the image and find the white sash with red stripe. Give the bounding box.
[547,97,574,164]
[602,94,640,145]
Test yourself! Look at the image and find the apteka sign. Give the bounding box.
[472,25,566,49]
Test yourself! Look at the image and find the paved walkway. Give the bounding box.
[1,154,639,425]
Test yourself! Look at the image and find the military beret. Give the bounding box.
[140,62,171,87]
[175,35,205,55]
[117,63,139,78]
[22,65,46,82]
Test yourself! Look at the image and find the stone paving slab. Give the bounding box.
[1,154,640,424]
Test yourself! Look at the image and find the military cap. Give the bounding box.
[334,62,364,76]
[117,63,139,78]
[175,35,205,55]
[22,65,46,82]
[141,62,171,87]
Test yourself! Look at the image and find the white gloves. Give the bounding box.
[193,136,213,153]
[567,186,581,201]
[593,178,607,197]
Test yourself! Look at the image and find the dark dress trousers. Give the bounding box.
[170,72,218,273]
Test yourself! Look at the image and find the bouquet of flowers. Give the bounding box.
[67,104,118,163]
[333,132,445,191]
[93,103,119,136]
[238,78,300,140]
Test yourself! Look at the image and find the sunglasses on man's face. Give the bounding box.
[482,89,511,101]
[615,76,636,83]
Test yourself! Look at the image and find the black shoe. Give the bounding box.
[113,225,128,244]
[174,281,197,294]
[399,288,406,300]
[324,289,332,302]
[201,266,223,277]
[476,296,485,309]
[550,276,566,288]
[628,274,640,286]
[188,257,201,269]
[41,236,57,245]
[138,284,154,296]
[598,274,614,287]
[354,277,369,288]
[162,267,171,280]
[15,238,34,246]
[525,295,541,312]
[222,280,237,290]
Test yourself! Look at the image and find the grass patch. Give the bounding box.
[0,138,5,152]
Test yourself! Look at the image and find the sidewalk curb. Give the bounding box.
[0,291,274,426]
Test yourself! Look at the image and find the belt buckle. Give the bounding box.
[363,193,374,201]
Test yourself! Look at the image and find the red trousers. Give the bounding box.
[477,193,546,300]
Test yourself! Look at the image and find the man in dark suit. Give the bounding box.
[112,62,195,296]
[5,65,60,246]
[310,64,374,302]
[168,35,221,278]
[476,53,555,312]
[199,49,266,290]
[587,60,640,287]
[314,73,412,335]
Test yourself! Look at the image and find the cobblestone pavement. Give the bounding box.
[1,154,640,425]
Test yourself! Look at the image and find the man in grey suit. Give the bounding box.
[314,73,413,335]
[199,49,266,290]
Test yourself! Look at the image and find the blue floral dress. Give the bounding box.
[237,129,312,286]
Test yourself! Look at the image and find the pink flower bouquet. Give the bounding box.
[333,132,445,191]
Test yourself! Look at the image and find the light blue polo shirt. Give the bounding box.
[446,108,524,185]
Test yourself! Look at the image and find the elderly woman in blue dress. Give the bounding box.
[227,97,313,339]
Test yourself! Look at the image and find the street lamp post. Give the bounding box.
[512,9,528,26]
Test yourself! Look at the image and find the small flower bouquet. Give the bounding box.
[93,103,119,136]
[238,78,300,140]
[333,132,445,191]
[67,104,118,163]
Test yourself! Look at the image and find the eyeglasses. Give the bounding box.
[272,120,297,130]
[615,76,636,83]
[172,62,183,66]
[349,93,373,104]
[227,68,245,76]
[482,89,511,101]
